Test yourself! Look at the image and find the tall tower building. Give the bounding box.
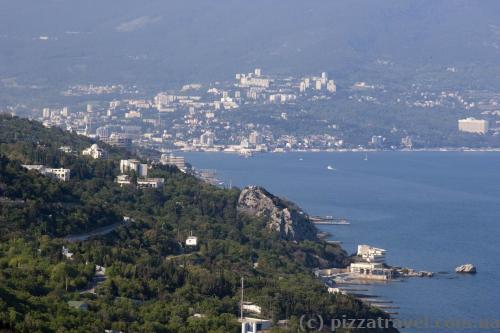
[327,80,337,93]
[315,80,323,91]
[42,108,51,119]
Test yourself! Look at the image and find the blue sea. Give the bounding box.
[181,151,500,332]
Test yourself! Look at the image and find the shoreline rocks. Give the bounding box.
[237,186,318,241]
[455,264,477,274]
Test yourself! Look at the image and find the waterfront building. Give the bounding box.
[458,117,489,134]
[349,262,393,280]
[370,135,385,148]
[249,131,263,145]
[160,154,186,171]
[401,136,413,149]
[254,68,262,77]
[357,244,386,263]
[200,131,215,147]
[86,104,93,113]
[120,159,148,177]
[82,144,107,159]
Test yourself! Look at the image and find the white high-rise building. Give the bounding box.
[254,68,262,77]
[120,159,148,177]
[200,131,215,147]
[42,108,51,119]
[321,72,328,84]
[458,118,489,134]
[249,131,263,145]
[161,154,186,171]
[61,107,70,117]
[326,80,337,93]
[299,81,306,93]
[357,245,386,263]
[315,80,322,91]
[87,104,93,113]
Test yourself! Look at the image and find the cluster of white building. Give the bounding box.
[348,245,393,280]
[236,68,271,88]
[116,159,164,189]
[299,72,337,93]
[22,164,71,182]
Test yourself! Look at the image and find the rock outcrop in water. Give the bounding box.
[455,264,477,274]
[237,186,317,241]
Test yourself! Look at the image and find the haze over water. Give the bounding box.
[182,151,500,333]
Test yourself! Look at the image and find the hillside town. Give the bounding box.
[29,68,500,156]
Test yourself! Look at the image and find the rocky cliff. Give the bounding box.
[237,186,318,242]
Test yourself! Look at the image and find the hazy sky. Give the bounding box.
[1,0,499,85]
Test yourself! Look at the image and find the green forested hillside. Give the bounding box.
[0,115,395,332]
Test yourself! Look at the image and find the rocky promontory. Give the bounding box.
[237,186,318,242]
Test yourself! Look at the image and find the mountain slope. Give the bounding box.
[0,115,396,332]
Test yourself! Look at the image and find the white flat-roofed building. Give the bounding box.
[115,174,131,186]
[160,154,186,171]
[349,262,393,280]
[458,117,489,134]
[240,317,272,333]
[120,159,148,177]
[137,178,165,189]
[49,168,71,182]
[22,165,70,182]
[357,244,386,263]
[186,236,198,247]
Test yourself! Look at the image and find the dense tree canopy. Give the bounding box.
[0,116,395,332]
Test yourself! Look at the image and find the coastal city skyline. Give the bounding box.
[1,1,499,333]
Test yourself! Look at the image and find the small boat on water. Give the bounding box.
[327,165,335,170]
